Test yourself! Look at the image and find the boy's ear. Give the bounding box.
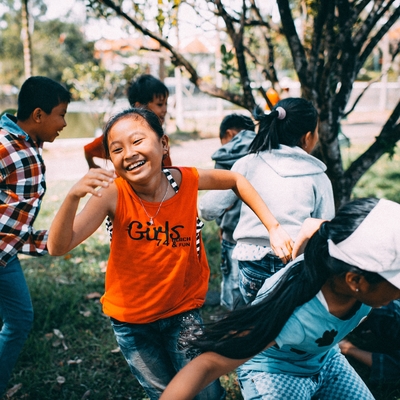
[32,108,43,123]
[221,129,238,145]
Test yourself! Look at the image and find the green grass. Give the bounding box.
[3,144,400,399]
[344,142,400,203]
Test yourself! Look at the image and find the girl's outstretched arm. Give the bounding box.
[161,338,276,400]
[160,352,248,400]
[47,168,116,256]
[198,168,293,263]
[292,217,326,259]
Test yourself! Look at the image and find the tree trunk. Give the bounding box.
[21,0,33,79]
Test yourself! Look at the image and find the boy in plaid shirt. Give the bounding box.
[0,76,71,395]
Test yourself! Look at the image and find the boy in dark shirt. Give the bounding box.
[207,113,255,310]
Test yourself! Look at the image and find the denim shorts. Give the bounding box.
[111,309,225,400]
[238,254,284,304]
[220,240,245,310]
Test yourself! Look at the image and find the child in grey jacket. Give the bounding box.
[200,98,335,304]
[211,114,256,310]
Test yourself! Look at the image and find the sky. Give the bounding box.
[43,0,129,41]
[44,0,85,21]
[40,0,280,43]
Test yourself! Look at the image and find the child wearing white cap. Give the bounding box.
[160,197,400,400]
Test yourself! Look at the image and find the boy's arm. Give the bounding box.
[197,168,293,263]
[84,136,105,169]
[199,189,238,221]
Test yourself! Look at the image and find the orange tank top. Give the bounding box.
[100,167,210,323]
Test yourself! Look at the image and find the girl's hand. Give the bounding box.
[269,225,294,264]
[69,168,115,199]
[292,218,326,259]
[338,339,355,355]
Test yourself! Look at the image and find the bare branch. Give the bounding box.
[344,101,400,191]
[276,0,308,87]
[358,6,400,69]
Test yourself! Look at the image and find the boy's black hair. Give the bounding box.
[17,76,71,121]
[219,114,255,140]
[127,74,169,107]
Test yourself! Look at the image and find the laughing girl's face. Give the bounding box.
[107,115,168,184]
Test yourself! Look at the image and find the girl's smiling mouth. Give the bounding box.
[126,160,146,171]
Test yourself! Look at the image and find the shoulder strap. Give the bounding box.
[163,168,179,193]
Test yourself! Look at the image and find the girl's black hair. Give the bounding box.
[191,198,383,359]
[249,97,318,153]
[102,108,164,158]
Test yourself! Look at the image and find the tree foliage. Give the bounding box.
[0,1,95,85]
[62,62,146,101]
[85,0,400,207]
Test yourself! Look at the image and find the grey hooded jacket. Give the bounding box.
[200,145,335,249]
[210,129,256,243]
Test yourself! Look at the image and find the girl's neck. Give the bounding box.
[130,171,170,202]
[321,278,358,318]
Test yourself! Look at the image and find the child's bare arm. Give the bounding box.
[160,352,248,400]
[161,338,276,400]
[47,169,115,256]
[292,218,326,259]
[198,169,293,263]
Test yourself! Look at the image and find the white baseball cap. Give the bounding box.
[328,199,400,289]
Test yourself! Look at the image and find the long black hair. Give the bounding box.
[249,97,318,153]
[191,198,384,359]
[102,107,164,158]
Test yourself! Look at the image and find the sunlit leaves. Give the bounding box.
[219,44,240,87]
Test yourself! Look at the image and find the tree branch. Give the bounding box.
[276,0,308,90]
[95,0,248,108]
[344,101,400,190]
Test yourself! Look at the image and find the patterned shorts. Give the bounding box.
[237,352,374,400]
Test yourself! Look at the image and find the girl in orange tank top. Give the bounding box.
[47,108,293,399]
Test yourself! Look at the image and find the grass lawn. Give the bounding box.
[2,142,400,399]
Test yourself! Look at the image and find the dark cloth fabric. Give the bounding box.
[352,300,400,385]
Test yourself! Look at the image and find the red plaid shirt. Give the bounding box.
[0,114,48,267]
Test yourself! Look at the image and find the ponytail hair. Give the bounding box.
[249,97,318,153]
[191,198,382,359]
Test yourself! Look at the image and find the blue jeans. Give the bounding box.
[238,254,284,304]
[220,240,245,310]
[111,309,225,400]
[0,255,34,396]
